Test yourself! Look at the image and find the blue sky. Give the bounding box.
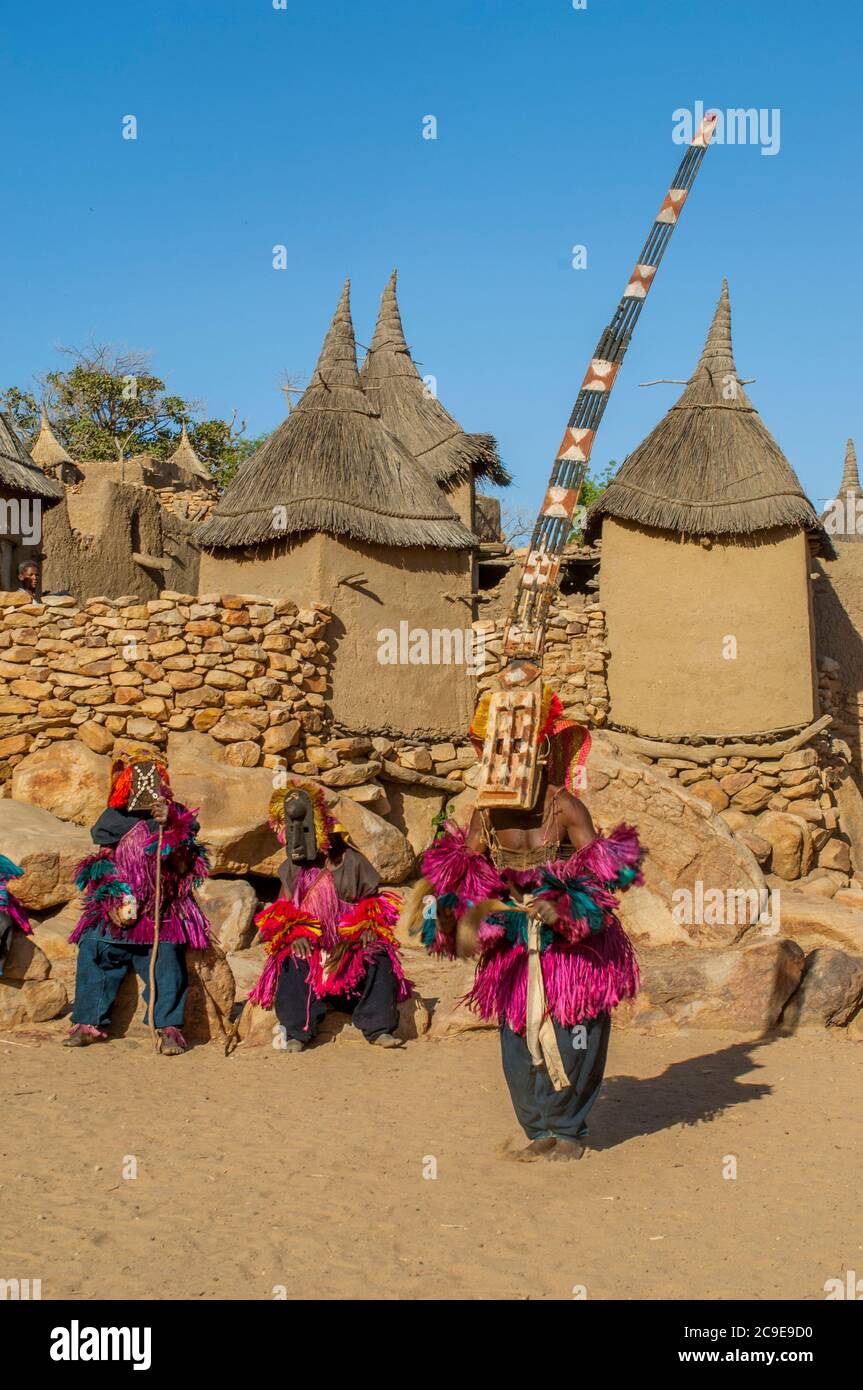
[2,0,860,516]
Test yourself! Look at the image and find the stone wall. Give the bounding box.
[4,584,855,902]
[623,727,861,895]
[0,589,331,782]
[155,486,217,523]
[0,590,483,807]
[477,594,610,724]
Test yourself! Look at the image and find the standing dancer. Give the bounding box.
[411,121,716,1156]
[64,748,210,1054]
[249,780,410,1051]
[0,855,32,976]
[417,688,642,1161]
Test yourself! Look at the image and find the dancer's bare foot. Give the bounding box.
[547,1138,586,1162]
[370,1032,404,1048]
[63,1025,106,1048]
[157,1027,187,1056]
[513,1137,557,1163]
[282,1038,305,1053]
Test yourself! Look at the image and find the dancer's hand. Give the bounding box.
[291,937,313,960]
[437,907,456,935]
[533,899,559,927]
[151,797,169,825]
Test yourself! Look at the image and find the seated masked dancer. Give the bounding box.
[418,687,642,1162]
[0,855,33,977]
[65,747,211,1054]
[249,781,411,1051]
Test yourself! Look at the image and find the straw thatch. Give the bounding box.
[585,281,821,541]
[168,423,214,484]
[820,439,862,542]
[359,269,510,490]
[0,412,63,501]
[30,407,73,472]
[197,280,475,552]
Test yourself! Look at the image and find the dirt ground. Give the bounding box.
[3,999,861,1303]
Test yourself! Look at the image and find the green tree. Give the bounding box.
[570,460,617,540]
[1,342,268,489]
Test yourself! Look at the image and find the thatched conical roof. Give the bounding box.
[839,438,861,495]
[30,407,73,472]
[359,269,510,490]
[169,423,213,484]
[820,439,862,542]
[585,281,821,541]
[0,412,63,501]
[197,280,474,552]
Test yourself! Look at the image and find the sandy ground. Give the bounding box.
[3,994,862,1304]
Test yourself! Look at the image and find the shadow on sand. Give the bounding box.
[591,1037,774,1150]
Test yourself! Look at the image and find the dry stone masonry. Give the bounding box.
[477,594,609,724]
[0,590,331,780]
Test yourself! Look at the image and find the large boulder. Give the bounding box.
[11,741,109,827]
[1,930,51,981]
[184,943,236,1042]
[384,784,446,857]
[0,975,68,1028]
[0,929,68,1028]
[195,878,259,952]
[331,793,415,884]
[583,734,766,947]
[226,945,267,1000]
[781,948,863,1030]
[616,883,696,947]
[166,732,282,876]
[833,770,863,877]
[755,811,813,881]
[0,800,91,908]
[771,890,863,954]
[28,902,80,961]
[616,939,805,1033]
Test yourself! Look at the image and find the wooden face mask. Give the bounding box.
[284,789,318,863]
[127,761,162,813]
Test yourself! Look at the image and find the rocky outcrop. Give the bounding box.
[166,732,282,875]
[616,940,805,1033]
[330,792,414,884]
[771,890,863,954]
[584,736,765,945]
[781,948,863,1030]
[0,931,68,1028]
[11,741,109,827]
[195,878,259,952]
[1,801,91,909]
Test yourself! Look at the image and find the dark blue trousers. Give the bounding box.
[71,931,188,1030]
[500,1011,611,1143]
[275,952,399,1043]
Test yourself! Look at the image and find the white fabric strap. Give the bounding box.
[525,912,570,1092]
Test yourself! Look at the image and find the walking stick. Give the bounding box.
[149,826,164,1052]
